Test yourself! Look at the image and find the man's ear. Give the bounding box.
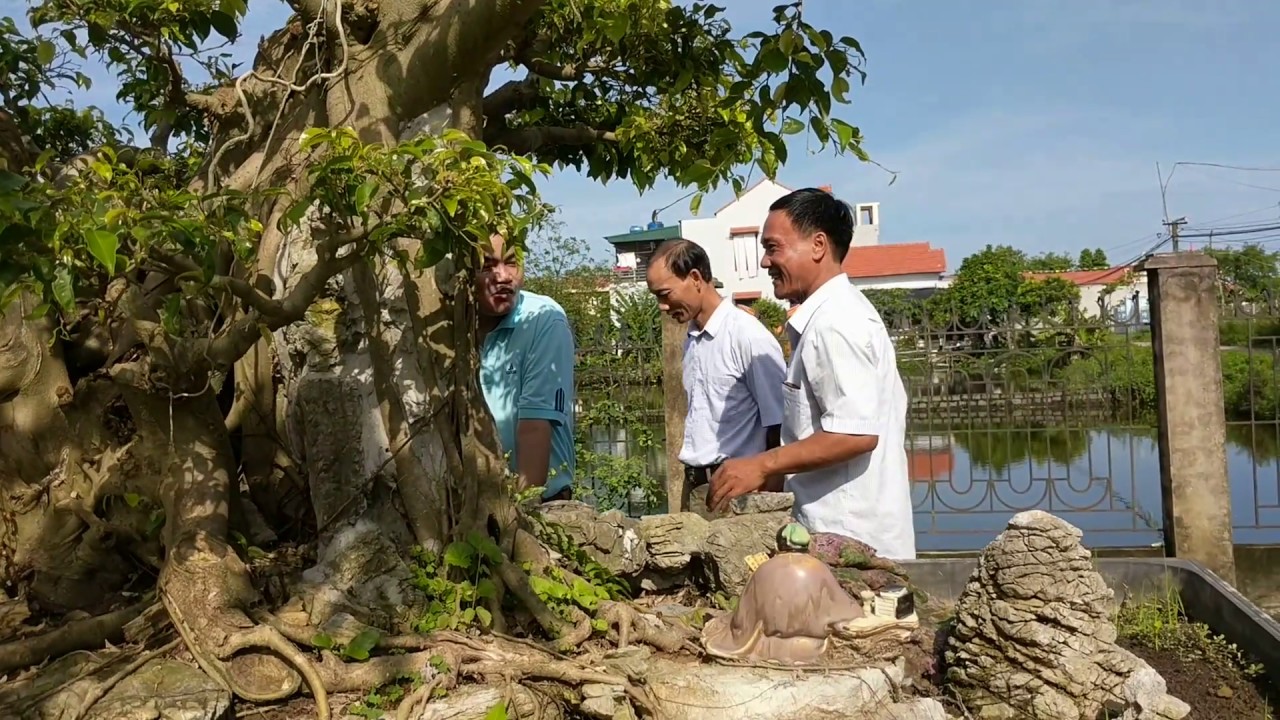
[810,232,830,262]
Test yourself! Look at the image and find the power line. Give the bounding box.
[1181,222,1280,239]
[1172,161,1280,173]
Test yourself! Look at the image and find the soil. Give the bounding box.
[1121,638,1277,720]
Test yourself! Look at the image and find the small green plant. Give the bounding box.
[1115,584,1266,680]
[407,531,504,632]
[346,673,423,718]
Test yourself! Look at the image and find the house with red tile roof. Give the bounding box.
[843,241,949,291]
[604,178,946,307]
[1024,265,1148,321]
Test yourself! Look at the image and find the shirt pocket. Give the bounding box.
[781,381,806,444]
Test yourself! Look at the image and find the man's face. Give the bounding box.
[646,262,703,324]
[760,209,817,303]
[477,233,523,317]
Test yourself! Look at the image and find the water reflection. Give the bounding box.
[578,415,1280,551]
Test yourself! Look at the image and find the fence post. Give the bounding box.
[660,315,688,512]
[1142,252,1236,584]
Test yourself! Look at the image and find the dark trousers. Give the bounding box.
[683,462,723,489]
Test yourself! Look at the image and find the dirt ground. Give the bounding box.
[1122,638,1277,720]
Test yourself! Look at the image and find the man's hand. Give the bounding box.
[708,456,768,513]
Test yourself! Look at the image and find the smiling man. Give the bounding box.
[707,188,916,560]
[645,239,785,497]
[477,232,576,501]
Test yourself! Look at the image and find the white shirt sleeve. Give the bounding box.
[739,327,786,428]
[799,320,885,437]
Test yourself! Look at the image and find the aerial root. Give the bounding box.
[221,624,330,720]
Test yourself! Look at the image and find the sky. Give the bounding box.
[6,0,1280,269]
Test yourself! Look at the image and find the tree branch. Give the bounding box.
[487,124,617,155]
[520,57,596,81]
[363,0,548,130]
[482,76,541,127]
[205,231,364,366]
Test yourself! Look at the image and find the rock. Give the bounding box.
[945,510,1191,720]
[868,698,949,719]
[700,512,789,594]
[636,513,708,576]
[730,492,793,516]
[84,659,232,720]
[540,502,648,576]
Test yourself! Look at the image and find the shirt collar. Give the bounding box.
[689,299,731,338]
[786,274,848,335]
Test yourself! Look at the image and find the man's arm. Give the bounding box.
[759,323,882,478]
[516,313,575,490]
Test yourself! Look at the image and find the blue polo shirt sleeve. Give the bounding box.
[518,313,574,426]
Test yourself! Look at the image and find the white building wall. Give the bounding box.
[1078,276,1149,322]
[849,273,950,291]
[678,180,882,304]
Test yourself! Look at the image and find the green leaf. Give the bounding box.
[830,118,858,150]
[484,701,508,720]
[0,170,27,192]
[604,15,630,44]
[35,40,55,66]
[831,75,851,104]
[781,117,804,135]
[689,192,703,216]
[123,492,142,508]
[209,11,238,40]
[475,606,493,627]
[311,633,334,649]
[85,230,119,274]
[441,195,459,216]
[442,541,476,569]
[683,160,717,186]
[343,628,381,661]
[354,180,378,213]
[51,267,74,314]
[465,531,503,565]
[759,46,789,74]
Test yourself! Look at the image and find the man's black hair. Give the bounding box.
[651,238,713,283]
[769,187,855,261]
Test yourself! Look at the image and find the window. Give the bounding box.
[858,204,876,226]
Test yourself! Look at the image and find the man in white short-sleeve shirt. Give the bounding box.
[646,240,786,496]
[707,188,916,560]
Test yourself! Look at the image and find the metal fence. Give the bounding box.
[564,292,1280,550]
[1219,300,1280,545]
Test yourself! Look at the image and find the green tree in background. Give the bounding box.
[750,297,788,333]
[1026,252,1074,272]
[1077,248,1110,270]
[1206,243,1280,303]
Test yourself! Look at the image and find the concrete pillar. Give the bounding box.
[1142,252,1236,584]
[660,315,689,512]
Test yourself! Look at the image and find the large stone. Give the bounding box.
[700,512,790,595]
[945,510,1191,720]
[540,502,648,576]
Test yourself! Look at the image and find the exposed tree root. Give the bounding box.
[69,638,180,720]
[599,601,699,654]
[395,667,457,720]
[0,598,151,674]
[462,659,662,719]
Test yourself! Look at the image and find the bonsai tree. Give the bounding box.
[0,0,875,714]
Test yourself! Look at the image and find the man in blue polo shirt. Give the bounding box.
[477,232,577,501]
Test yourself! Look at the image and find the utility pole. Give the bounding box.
[1165,216,1187,252]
